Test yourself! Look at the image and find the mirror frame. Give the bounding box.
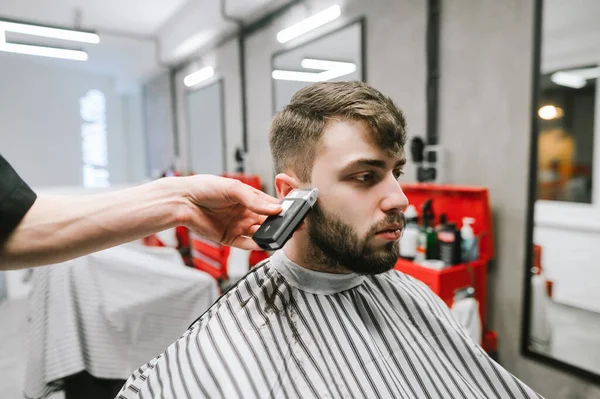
[270,16,367,118]
[185,78,228,174]
[521,0,600,385]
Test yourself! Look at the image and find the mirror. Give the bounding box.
[524,0,600,383]
[271,18,365,114]
[186,79,227,175]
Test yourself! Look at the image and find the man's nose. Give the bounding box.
[380,175,409,213]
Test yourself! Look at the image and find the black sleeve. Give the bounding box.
[0,154,37,240]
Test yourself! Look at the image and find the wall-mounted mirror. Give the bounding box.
[186,79,227,175]
[271,18,365,114]
[524,0,600,383]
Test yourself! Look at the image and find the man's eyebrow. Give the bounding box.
[341,157,407,171]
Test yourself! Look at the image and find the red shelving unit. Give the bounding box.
[393,183,496,351]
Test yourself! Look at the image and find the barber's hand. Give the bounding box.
[178,175,281,250]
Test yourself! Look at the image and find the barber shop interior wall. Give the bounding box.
[0,52,140,187]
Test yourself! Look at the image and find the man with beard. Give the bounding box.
[117,81,542,399]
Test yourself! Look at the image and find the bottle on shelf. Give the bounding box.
[437,222,462,266]
[461,217,479,262]
[399,205,419,261]
[414,199,437,263]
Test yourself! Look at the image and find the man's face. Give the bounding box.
[305,119,409,275]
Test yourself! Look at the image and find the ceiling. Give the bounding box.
[0,0,295,88]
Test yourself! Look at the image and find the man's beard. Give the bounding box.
[305,202,405,275]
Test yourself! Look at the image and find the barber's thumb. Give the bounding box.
[243,191,281,214]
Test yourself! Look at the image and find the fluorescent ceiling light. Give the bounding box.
[0,20,100,44]
[184,66,215,87]
[300,58,354,71]
[550,71,587,89]
[273,58,356,82]
[0,40,88,61]
[277,5,341,43]
[549,66,600,89]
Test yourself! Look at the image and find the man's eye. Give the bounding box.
[355,173,375,182]
[394,170,405,180]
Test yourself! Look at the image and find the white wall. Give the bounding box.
[0,52,145,187]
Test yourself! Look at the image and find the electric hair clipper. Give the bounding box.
[252,188,319,251]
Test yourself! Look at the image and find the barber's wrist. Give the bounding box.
[153,176,194,228]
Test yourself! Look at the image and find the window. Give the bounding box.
[80,89,110,187]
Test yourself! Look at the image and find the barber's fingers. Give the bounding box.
[244,224,261,237]
[230,235,261,251]
[230,182,281,216]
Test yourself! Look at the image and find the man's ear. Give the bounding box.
[274,173,301,199]
[274,173,312,233]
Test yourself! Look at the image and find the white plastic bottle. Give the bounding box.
[399,205,419,260]
[451,287,482,344]
[529,269,552,351]
[460,217,479,262]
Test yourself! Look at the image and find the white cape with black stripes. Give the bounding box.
[117,250,543,399]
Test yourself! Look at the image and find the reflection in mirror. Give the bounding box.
[186,80,226,175]
[526,0,600,382]
[271,19,364,113]
[537,67,596,203]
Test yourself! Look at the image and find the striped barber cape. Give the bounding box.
[117,250,543,399]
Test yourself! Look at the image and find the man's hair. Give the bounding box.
[269,81,407,182]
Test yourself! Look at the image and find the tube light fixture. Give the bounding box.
[300,58,354,71]
[0,20,100,44]
[276,5,341,43]
[272,58,356,82]
[550,71,586,89]
[184,66,215,87]
[0,35,88,61]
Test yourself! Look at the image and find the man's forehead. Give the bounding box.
[316,119,405,167]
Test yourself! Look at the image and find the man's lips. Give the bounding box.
[376,223,404,234]
[375,223,404,240]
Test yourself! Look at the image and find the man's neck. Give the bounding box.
[282,236,352,274]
